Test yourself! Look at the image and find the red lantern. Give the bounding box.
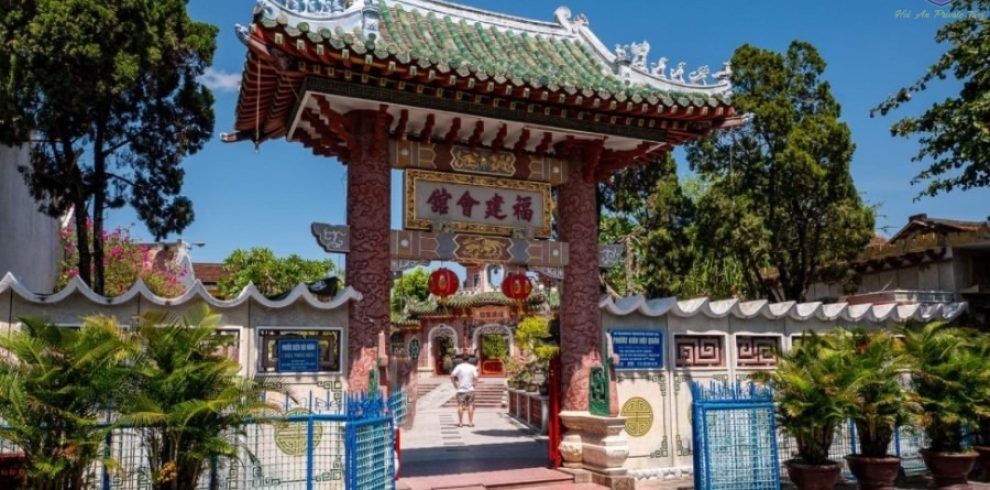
[428,267,459,299]
[501,272,533,301]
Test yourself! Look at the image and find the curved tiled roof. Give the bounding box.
[0,272,361,311]
[405,290,547,315]
[599,295,967,323]
[249,0,731,104]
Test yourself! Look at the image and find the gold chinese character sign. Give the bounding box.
[404,169,552,239]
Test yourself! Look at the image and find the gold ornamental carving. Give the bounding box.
[620,397,654,438]
[450,146,516,176]
[454,235,512,262]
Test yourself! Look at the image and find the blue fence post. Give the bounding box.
[849,419,858,455]
[101,409,111,490]
[306,411,315,490]
[894,426,902,457]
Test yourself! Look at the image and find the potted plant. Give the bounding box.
[838,329,915,490]
[752,331,853,490]
[514,316,559,393]
[976,416,990,481]
[901,322,987,490]
[964,332,990,481]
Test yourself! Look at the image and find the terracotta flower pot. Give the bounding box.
[920,449,977,490]
[785,459,842,490]
[845,455,901,490]
[0,453,26,488]
[974,446,990,481]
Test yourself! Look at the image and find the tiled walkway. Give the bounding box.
[397,401,592,489]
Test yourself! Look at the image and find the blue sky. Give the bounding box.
[106,0,990,264]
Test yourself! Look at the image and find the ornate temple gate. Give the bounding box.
[227,0,740,483]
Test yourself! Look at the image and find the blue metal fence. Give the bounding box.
[691,382,781,490]
[0,388,405,489]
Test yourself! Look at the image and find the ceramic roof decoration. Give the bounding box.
[404,290,548,316]
[227,0,743,166]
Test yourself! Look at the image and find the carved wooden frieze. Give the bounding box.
[389,139,566,185]
[311,223,568,267]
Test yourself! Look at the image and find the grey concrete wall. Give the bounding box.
[0,144,60,293]
[809,256,961,302]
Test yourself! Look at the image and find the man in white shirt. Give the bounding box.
[450,354,479,427]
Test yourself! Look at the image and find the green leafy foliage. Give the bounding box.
[900,322,990,452]
[119,304,273,490]
[0,316,137,488]
[752,332,855,465]
[0,306,274,489]
[687,41,875,301]
[0,0,218,294]
[481,333,509,360]
[391,267,429,315]
[216,247,336,299]
[507,316,559,387]
[873,0,990,196]
[834,329,916,457]
[598,154,700,297]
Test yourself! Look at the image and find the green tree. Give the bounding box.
[216,247,336,299]
[598,154,698,297]
[119,305,272,490]
[391,267,429,315]
[0,316,137,489]
[688,41,875,302]
[0,0,218,294]
[872,0,990,196]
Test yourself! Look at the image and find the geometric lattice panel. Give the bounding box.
[676,335,725,368]
[735,336,779,368]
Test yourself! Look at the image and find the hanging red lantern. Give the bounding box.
[501,272,533,301]
[428,267,459,299]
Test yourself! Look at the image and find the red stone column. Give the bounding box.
[344,109,392,392]
[557,141,604,412]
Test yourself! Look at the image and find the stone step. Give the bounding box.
[524,484,609,490]
[399,468,574,490]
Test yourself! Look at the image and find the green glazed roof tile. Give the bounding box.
[258,1,729,107]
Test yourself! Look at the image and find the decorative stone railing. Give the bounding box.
[507,388,548,434]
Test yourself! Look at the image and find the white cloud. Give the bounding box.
[197,67,242,93]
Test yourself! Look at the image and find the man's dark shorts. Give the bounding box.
[456,391,475,408]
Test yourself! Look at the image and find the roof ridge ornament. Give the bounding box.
[362,0,381,40]
[554,6,588,33]
[259,0,357,19]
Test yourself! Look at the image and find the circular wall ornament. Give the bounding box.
[274,408,323,456]
[620,397,654,437]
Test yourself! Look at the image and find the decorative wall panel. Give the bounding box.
[675,335,724,368]
[736,336,780,368]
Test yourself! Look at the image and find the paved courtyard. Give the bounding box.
[398,406,558,483]
[396,380,603,489]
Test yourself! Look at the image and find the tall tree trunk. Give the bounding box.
[92,120,107,295]
[73,197,92,288]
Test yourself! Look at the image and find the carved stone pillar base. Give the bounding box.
[559,410,634,488]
